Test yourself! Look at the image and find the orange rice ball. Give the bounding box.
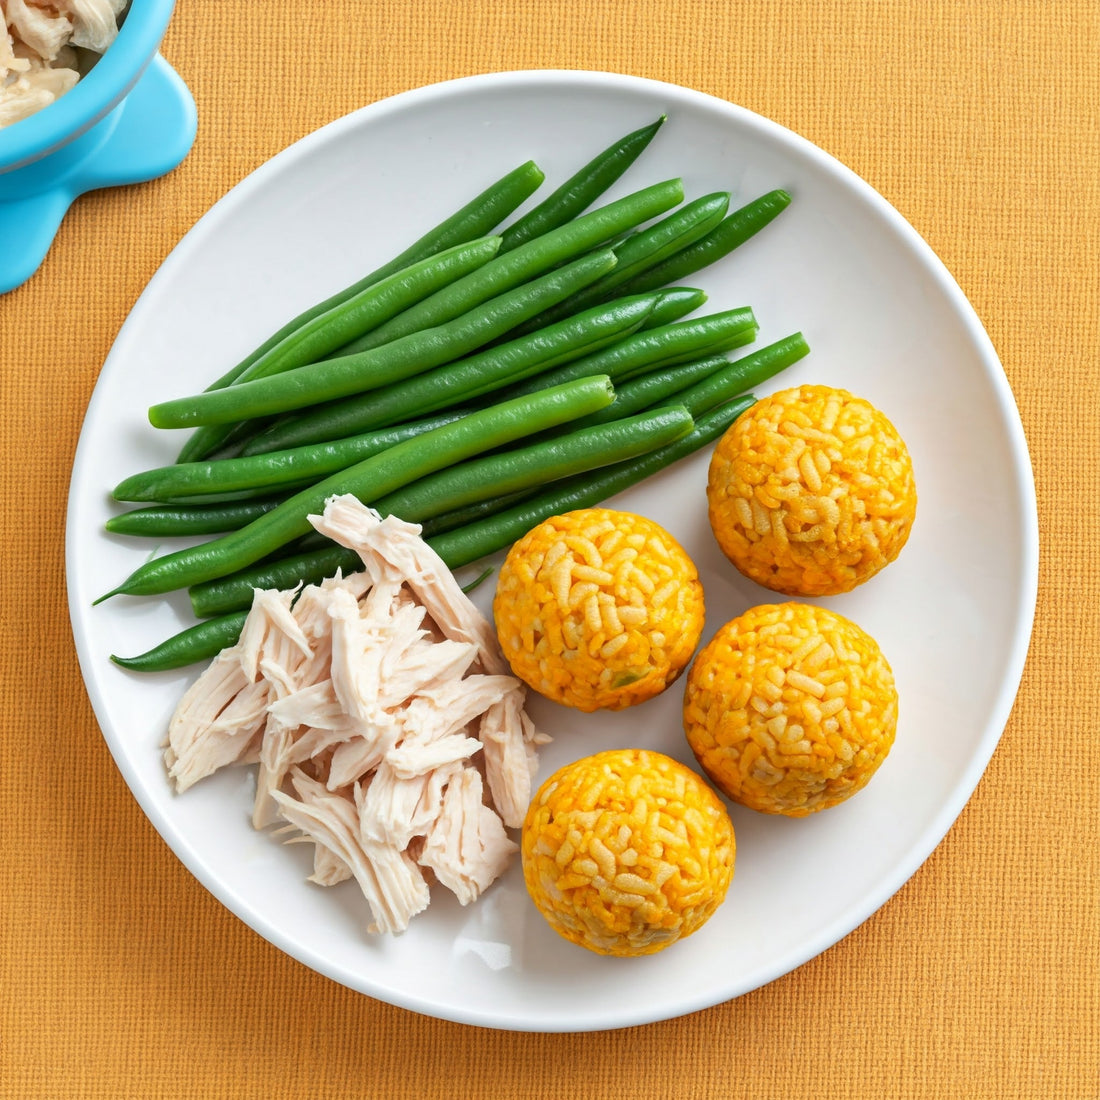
[492,508,704,711]
[683,602,897,817]
[521,748,735,956]
[707,385,916,596]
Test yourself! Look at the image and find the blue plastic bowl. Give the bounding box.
[0,0,196,292]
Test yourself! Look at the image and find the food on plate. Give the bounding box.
[611,186,792,296]
[177,159,547,463]
[233,299,756,456]
[521,748,735,956]
[108,391,766,673]
[148,181,688,429]
[682,601,897,816]
[98,375,617,601]
[175,116,671,463]
[504,189,731,337]
[706,384,916,596]
[103,117,799,669]
[1,0,128,128]
[492,507,704,711]
[496,115,665,251]
[164,494,547,934]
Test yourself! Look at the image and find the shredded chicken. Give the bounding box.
[1,0,129,128]
[312,495,509,674]
[163,496,548,936]
[418,767,519,907]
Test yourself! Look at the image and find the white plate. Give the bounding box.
[66,70,1038,1032]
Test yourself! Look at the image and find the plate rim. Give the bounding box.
[65,67,1040,1032]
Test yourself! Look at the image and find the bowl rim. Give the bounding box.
[0,0,178,172]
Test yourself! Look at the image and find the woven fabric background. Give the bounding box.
[2,1,1098,1097]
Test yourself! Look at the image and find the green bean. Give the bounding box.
[148,250,619,430]
[186,406,693,620]
[558,354,732,430]
[372,405,694,522]
[175,238,501,462]
[498,117,665,251]
[183,420,277,464]
[110,612,251,672]
[176,159,546,462]
[613,315,759,381]
[97,375,616,601]
[105,497,295,536]
[112,481,325,508]
[326,179,684,360]
[361,161,543,282]
[653,332,810,417]
[240,291,660,453]
[505,192,730,338]
[426,396,758,570]
[491,306,758,402]
[612,188,793,295]
[478,283,706,356]
[418,489,539,537]
[589,192,729,289]
[112,409,471,505]
[638,287,707,328]
[234,240,504,386]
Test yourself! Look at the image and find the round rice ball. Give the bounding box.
[707,385,916,596]
[521,748,735,956]
[683,602,897,816]
[492,508,704,711]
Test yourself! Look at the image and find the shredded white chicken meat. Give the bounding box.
[163,495,548,936]
[1,0,128,128]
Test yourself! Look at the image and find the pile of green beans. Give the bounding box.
[178,159,548,463]
[147,249,623,429]
[325,178,685,360]
[237,292,748,454]
[501,190,731,338]
[104,115,806,671]
[99,375,618,601]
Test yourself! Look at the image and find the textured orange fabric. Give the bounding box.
[2,1,1098,1097]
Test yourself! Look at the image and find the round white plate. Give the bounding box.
[66,70,1038,1032]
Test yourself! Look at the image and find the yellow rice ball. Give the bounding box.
[521,748,735,956]
[492,508,704,711]
[707,385,916,596]
[683,602,897,817]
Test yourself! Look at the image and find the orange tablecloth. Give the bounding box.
[4,2,1098,1096]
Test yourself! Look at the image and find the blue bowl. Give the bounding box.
[0,0,196,292]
